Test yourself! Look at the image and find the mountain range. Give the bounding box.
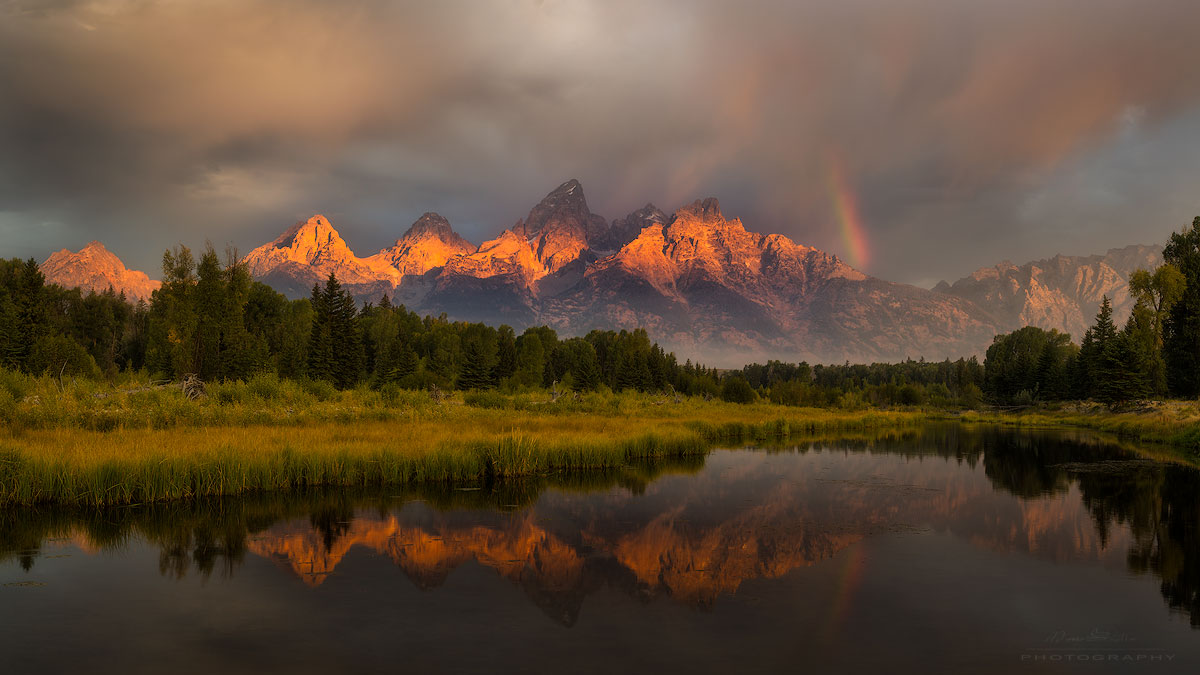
[933,245,1162,341]
[38,180,1163,364]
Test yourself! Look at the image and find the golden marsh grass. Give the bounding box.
[3,370,1197,507]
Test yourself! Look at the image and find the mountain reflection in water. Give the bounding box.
[2,425,1198,631]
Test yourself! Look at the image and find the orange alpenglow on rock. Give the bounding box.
[42,179,1160,364]
[230,185,1006,362]
[39,240,161,302]
[243,214,386,286]
[365,212,474,278]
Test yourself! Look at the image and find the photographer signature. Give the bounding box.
[1045,629,1136,645]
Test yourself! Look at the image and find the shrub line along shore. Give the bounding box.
[1,373,1197,508]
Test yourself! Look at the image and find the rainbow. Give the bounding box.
[824,152,871,270]
[821,542,868,642]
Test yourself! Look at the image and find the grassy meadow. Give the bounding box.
[0,370,928,507]
[1,370,1197,507]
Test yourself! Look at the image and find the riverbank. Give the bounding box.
[3,372,1198,507]
[943,400,1200,454]
[0,376,926,506]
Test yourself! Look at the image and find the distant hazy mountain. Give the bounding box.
[39,240,160,302]
[933,245,1164,341]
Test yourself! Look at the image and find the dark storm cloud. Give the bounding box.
[1,0,1199,281]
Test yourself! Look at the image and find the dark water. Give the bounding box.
[2,425,1198,674]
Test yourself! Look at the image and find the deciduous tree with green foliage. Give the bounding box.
[147,245,198,377]
[1127,263,1185,396]
[1163,217,1200,396]
[720,376,756,404]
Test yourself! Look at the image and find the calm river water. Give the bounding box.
[1,425,1197,673]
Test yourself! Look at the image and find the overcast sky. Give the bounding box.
[2,0,1199,286]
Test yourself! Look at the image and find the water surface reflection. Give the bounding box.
[2,425,1198,673]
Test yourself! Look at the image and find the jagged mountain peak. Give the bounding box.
[635,203,666,219]
[400,212,460,243]
[244,214,392,295]
[366,212,475,279]
[297,213,334,232]
[552,178,582,195]
[509,179,608,274]
[268,214,346,250]
[66,240,125,267]
[40,241,160,302]
[595,204,668,252]
[621,203,668,228]
[544,179,584,205]
[673,197,724,223]
[663,198,755,245]
[517,179,593,237]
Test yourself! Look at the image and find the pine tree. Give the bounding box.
[16,259,48,369]
[1074,327,1097,398]
[514,332,545,388]
[495,325,517,380]
[572,340,601,391]
[305,273,363,388]
[458,338,496,390]
[648,344,669,390]
[1077,296,1117,400]
[329,277,362,389]
[306,281,333,382]
[1093,296,1118,346]
[0,266,23,370]
[193,245,224,380]
[613,341,635,391]
[1096,329,1150,406]
[390,342,418,383]
[0,259,47,371]
[220,250,254,381]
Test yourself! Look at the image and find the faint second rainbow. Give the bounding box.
[824,152,871,270]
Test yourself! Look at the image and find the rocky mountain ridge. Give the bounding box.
[934,244,1164,340]
[39,240,160,302]
[38,180,1165,364]
[242,183,1006,362]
